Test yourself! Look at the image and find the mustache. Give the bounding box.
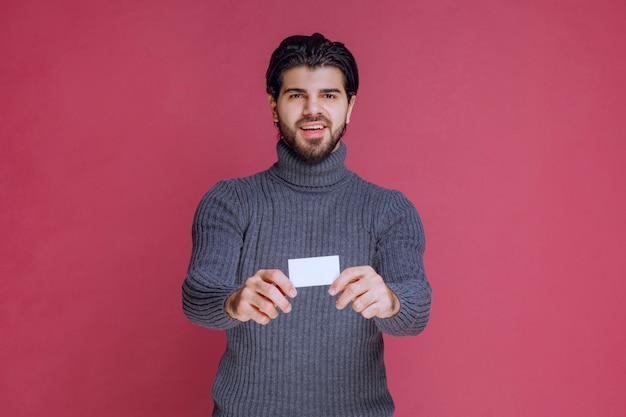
[296,116,331,127]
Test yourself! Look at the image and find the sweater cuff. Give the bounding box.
[374,281,431,336]
[182,278,241,330]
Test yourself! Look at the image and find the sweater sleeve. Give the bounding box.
[182,180,245,330]
[373,191,432,336]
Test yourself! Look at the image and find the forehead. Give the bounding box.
[279,66,346,93]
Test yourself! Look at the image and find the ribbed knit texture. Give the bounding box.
[183,141,432,417]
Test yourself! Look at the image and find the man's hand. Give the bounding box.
[225,269,297,325]
[328,266,400,319]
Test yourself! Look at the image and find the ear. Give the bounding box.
[346,95,357,124]
[268,94,279,122]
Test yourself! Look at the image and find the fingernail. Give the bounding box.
[289,289,297,298]
[328,287,336,296]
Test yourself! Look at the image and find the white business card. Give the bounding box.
[287,255,340,288]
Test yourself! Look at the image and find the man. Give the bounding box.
[182,33,432,417]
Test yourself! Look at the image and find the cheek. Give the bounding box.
[283,107,303,124]
[330,108,349,124]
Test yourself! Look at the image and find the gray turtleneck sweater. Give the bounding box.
[182,141,431,417]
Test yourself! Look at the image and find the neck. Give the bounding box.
[269,140,350,187]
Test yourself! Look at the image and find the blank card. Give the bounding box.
[287,255,340,288]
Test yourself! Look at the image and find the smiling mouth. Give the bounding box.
[300,124,325,131]
[298,116,330,132]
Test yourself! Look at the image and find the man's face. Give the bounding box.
[269,66,356,164]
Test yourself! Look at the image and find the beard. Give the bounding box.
[277,116,347,164]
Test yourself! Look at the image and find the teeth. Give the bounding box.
[302,125,324,130]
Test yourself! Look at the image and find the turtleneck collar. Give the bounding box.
[268,140,351,188]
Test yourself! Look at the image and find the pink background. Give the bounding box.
[2,1,625,416]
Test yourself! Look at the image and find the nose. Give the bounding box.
[303,97,321,116]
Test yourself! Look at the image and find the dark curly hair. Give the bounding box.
[265,33,359,101]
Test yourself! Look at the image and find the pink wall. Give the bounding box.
[2,1,625,416]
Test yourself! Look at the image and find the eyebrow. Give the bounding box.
[283,88,307,94]
[283,87,343,94]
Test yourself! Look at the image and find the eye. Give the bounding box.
[322,93,336,99]
[290,93,303,99]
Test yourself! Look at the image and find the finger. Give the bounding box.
[239,286,281,319]
[334,280,367,310]
[351,291,377,314]
[252,278,293,315]
[359,302,381,319]
[258,269,298,298]
[329,266,364,296]
[254,292,283,318]
[248,308,272,325]
[359,290,400,319]
[230,295,272,324]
